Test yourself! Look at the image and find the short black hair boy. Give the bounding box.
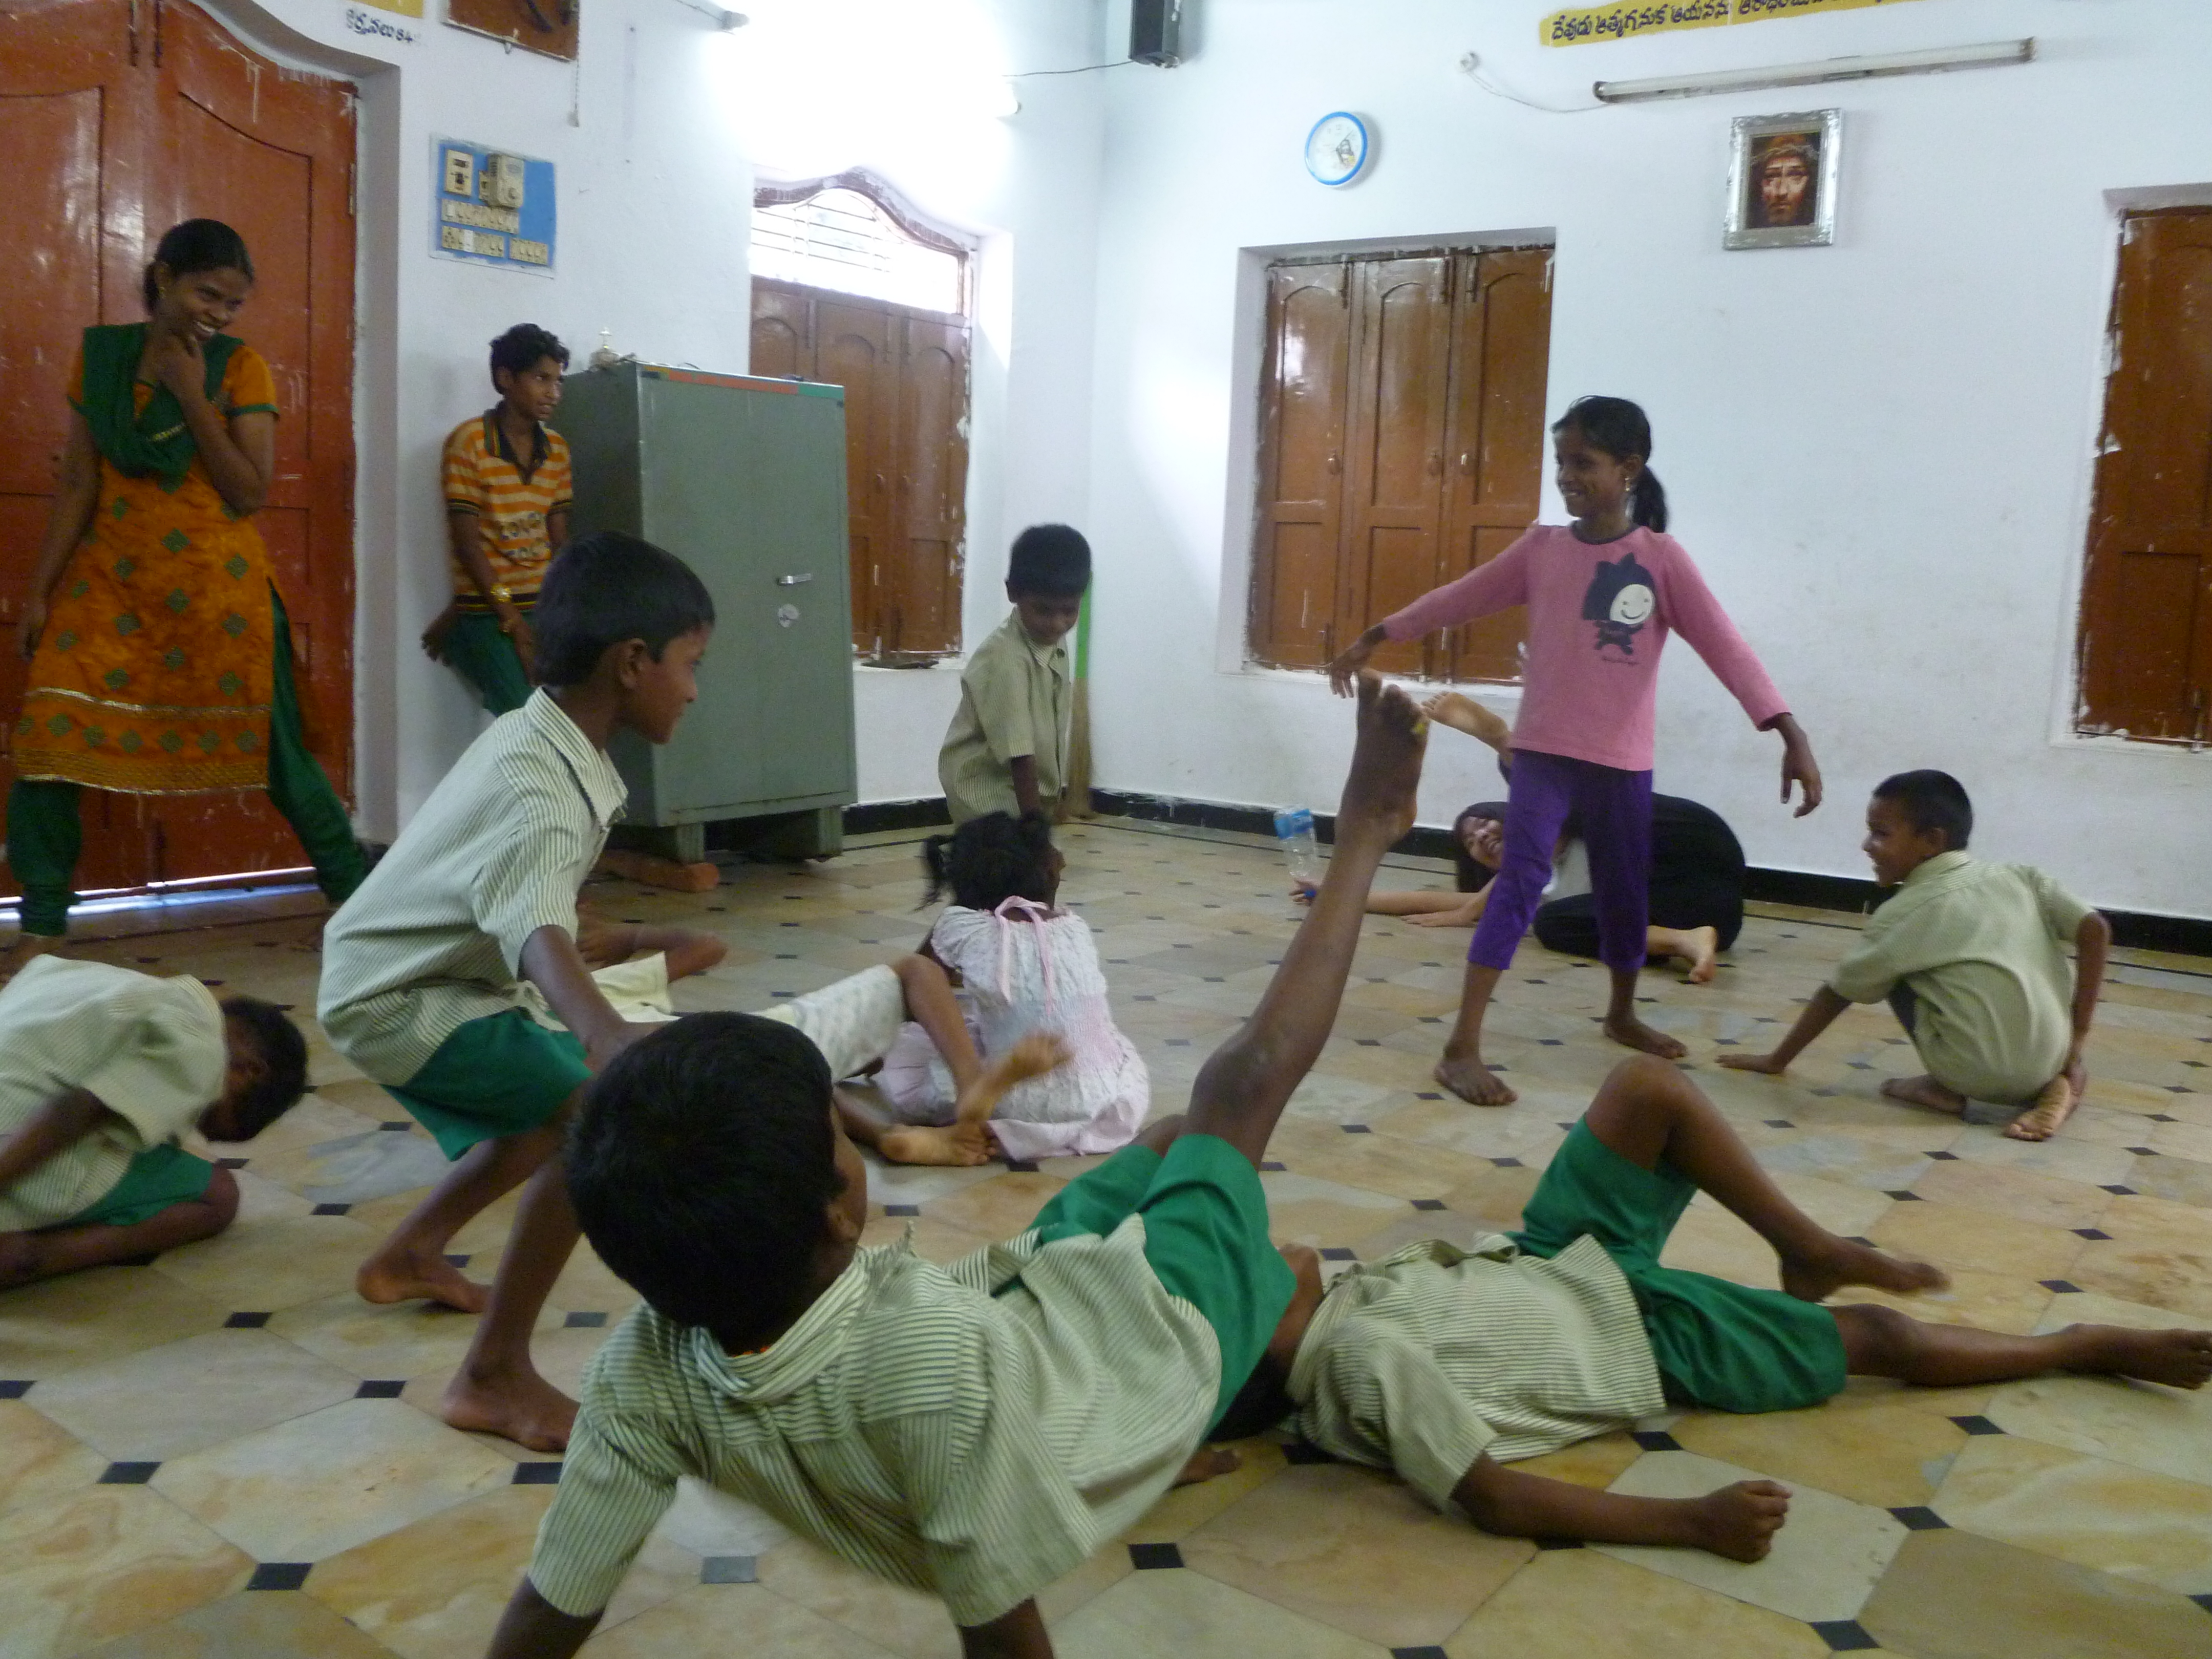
[533,531,717,688]
[1871,769,1972,852]
[1006,523,1091,597]
[218,995,311,1139]
[490,323,570,379]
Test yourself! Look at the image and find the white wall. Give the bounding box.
[1081,0,2212,920]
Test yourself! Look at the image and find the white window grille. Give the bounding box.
[751,187,965,314]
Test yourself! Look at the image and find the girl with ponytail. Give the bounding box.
[1326,396,1820,1107]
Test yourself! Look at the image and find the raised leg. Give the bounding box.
[1834,1302,2212,1390]
[0,1166,241,1287]
[356,1118,566,1313]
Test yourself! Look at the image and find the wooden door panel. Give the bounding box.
[749,293,809,380]
[895,315,968,656]
[1251,265,1349,667]
[1344,257,1449,676]
[817,299,897,654]
[0,89,103,498]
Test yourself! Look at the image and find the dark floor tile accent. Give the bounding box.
[1810,1620,1881,1652]
[1280,1440,1335,1465]
[444,1253,472,1268]
[512,1462,563,1484]
[2073,1227,2112,1240]
[1530,1538,1585,1553]
[1204,976,1224,983]
[2152,1113,2180,1122]
[2040,1279,2082,1294]
[701,1555,757,1584]
[1412,1197,1447,1211]
[563,1311,608,1329]
[1764,1119,1794,1129]
[1889,1505,1948,1530]
[1341,1123,1372,1135]
[1004,1159,1040,1173]
[1884,1190,1924,1202]
[311,1202,351,1217]
[215,1157,248,1170]
[1416,1092,1443,1100]
[1165,1038,1190,1047]
[100,1461,159,1484]
[1847,1061,1874,1070]
[247,1563,313,1592]
[1927,1149,1960,1160]
[1715,1039,1740,1047]
[1355,1037,1380,1047]
[1128,1542,1184,1570]
[1134,994,1156,1002]
[0,1381,31,1399]
[2128,1146,2159,1157]
[1844,1236,1877,1247]
[884,1203,921,1218]
[1391,1647,1454,1659]
[2170,1084,2195,1095]
[224,1312,271,1329]
[1320,1247,1356,1262]
[2101,1184,2138,1195]
[1419,1016,1445,1024]
[1260,1161,1286,1173]
[2190,1591,2212,1615]
[1950,1414,2004,1435]
[379,1121,413,1132]
[1631,1430,1682,1452]
[1492,1157,1524,1168]
[355,1379,406,1399]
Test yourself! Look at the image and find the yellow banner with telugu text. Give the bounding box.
[1541,0,1933,48]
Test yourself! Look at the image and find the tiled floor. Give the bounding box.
[6,818,2212,1658]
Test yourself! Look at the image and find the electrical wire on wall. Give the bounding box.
[1460,52,1600,114]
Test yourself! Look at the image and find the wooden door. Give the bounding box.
[2078,210,2212,743]
[892,312,968,658]
[817,301,897,656]
[0,0,355,899]
[1250,262,1351,669]
[1440,248,1552,683]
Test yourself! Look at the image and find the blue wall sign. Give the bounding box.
[432,139,557,275]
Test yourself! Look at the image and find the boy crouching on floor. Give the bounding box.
[0,955,307,1287]
[1211,1053,2210,1560]
[483,675,1432,1658]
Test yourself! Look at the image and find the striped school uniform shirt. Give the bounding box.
[317,689,625,1087]
[441,411,573,608]
[1290,1236,1665,1510]
[526,1218,1220,1627]
[0,957,224,1229]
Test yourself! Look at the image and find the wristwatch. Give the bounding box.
[490,583,514,604]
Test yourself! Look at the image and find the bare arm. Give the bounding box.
[1718,984,1851,1075]
[546,506,571,555]
[16,413,102,658]
[2067,910,2111,1071]
[518,926,654,1070]
[1364,888,1488,927]
[959,1600,1054,1659]
[145,332,273,516]
[0,1089,109,1192]
[447,507,535,671]
[1453,1455,1788,1562]
[483,1579,599,1659]
[1008,754,1044,817]
[1761,712,1823,818]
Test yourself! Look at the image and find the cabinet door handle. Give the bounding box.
[1459,452,1473,474]
[1325,452,1340,475]
[776,573,814,587]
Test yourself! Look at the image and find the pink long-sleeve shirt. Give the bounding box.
[1383,525,1788,774]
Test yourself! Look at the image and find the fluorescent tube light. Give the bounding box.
[1593,37,2033,104]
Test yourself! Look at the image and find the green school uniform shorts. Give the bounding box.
[1023,1133,1297,1428]
[385,1009,591,1159]
[1514,1122,1848,1414]
[61,1142,217,1229]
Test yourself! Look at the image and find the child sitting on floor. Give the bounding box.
[1208,1053,2209,1561]
[1718,770,2110,1143]
[0,955,307,1287]
[854,810,1147,1166]
[480,675,1431,1658]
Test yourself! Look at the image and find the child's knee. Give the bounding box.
[1832,1301,1915,1374]
[186,1165,242,1237]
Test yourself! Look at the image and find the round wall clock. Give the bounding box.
[1304,112,1370,187]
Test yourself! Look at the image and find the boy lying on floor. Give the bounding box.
[1213,1051,2211,1559]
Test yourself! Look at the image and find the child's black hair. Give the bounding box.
[533,531,715,687]
[1209,1353,1296,1441]
[490,324,570,380]
[568,1013,843,1344]
[1007,523,1091,597]
[217,996,309,1139]
[1453,802,1507,894]
[922,811,1057,911]
[143,220,253,313]
[1553,395,1667,533]
[1873,769,1973,852]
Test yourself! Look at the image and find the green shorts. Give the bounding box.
[1514,1122,1847,1414]
[61,1142,217,1229]
[385,1010,590,1159]
[436,610,534,717]
[1023,1134,1296,1428]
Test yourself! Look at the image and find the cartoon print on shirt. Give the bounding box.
[1581,551,1656,657]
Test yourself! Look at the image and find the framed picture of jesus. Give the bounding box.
[1725,109,1841,250]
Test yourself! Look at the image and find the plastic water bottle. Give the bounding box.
[1274,806,1321,903]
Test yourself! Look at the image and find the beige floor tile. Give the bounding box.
[304,1484,552,1659]
[0,1485,250,1659]
[266,1291,552,1383]
[1866,1199,2085,1283]
[153,1398,512,1563]
[913,1172,1067,1239]
[1987,1370,2212,1486]
[1510,1430,1644,1490]
[1051,1566,1389,1659]
[1934,1431,2212,1593]
[74,1590,399,1658]
[1657,1205,1783,1289]
[28,1331,358,1463]
[1123,1439,1289,1543]
[578,1582,899,1657]
[1906,1158,2116,1231]
[2069,1192,2212,1318]
[0,1400,106,1523]
[1829,1266,2054,1334]
[1035,1546,1133,1624]
[1594,1449,1907,1623]
[2128,1151,2212,1209]
[1442,1546,1832,1658]
[1948,1127,2141,1189]
[1671,1401,1966,1507]
[1368,1097,1570,1166]
[1857,1526,2212,1658]
[754,1536,960,1659]
[1258,1172,1416,1248]
[147,1215,382,1316]
[0,1270,229,1380]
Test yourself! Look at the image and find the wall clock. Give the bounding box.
[1305,112,1370,187]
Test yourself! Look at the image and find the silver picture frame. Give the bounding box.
[1724,109,1841,250]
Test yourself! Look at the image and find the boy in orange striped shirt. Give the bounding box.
[422,325,575,714]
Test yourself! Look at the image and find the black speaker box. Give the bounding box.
[1131,0,1182,68]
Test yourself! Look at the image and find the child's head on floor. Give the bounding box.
[532,530,716,740]
[202,996,311,1142]
[1004,522,1089,648]
[569,1012,862,1349]
[1864,768,1971,886]
[922,810,1064,912]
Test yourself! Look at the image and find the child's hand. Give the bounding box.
[1689,1479,1791,1562]
[1717,1051,1789,1075]
[1289,879,1317,906]
[1325,627,1382,697]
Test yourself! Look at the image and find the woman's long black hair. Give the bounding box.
[1453,803,1507,894]
[1554,394,1666,532]
[922,811,1057,911]
[142,219,254,313]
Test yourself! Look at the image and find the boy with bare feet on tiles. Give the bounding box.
[480,675,1430,1659]
[1719,770,2109,1144]
[316,533,713,1452]
[1202,1053,2210,1562]
[0,956,308,1288]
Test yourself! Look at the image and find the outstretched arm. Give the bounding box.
[1453,1455,1789,1563]
[2064,910,2110,1083]
[1718,984,1851,1075]
[483,1579,599,1659]
[1761,713,1823,818]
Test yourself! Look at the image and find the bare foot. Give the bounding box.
[1603,1015,1688,1061]
[1337,673,1429,848]
[1173,1445,1242,1486]
[357,1248,489,1314]
[878,1123,995,1167]
[441,1366,577,1452]
[1689,1480,1791,1563]
[1674,926,1720,985]
[2004,1073,2077,1142]
[1778,1236,1948,1303]
[1881,1075,1967,1117]
[1436,1053,1516,1106]
[1419,690,1512,752]
[877,1033,1077,1164]
[1718,1051,1789,1076]
[2072,1325,2212,1390]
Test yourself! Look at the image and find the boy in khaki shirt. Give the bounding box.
[939,524,1087,823]
[1721,770,2110,1143]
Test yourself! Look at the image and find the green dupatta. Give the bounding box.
[75,323,244,493]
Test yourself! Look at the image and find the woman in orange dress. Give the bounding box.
[7,219,363,948]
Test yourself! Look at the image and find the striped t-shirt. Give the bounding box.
[526,1218,1220,1627]
[441,410,573,608]
[1290,1235,1666,1510]
[0,958,225,1230]
[317,689,626,1087]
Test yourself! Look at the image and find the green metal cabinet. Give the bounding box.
[559,361,855,858]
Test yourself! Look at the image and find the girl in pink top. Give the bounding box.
[1327,397,1822,1105]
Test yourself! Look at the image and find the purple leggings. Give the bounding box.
[1469,749,1653,973]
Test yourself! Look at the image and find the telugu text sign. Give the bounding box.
[1541,0,1933,48]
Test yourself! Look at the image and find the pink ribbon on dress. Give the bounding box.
[991,896,1058,1018]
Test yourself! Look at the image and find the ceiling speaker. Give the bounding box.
[1131,0,1182,68]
